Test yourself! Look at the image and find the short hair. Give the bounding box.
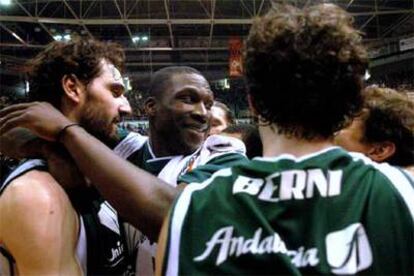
[361,86,414,166]
[148,66,203,99]
[244,4,368,140]
[27,36,125,108]
[213,101,235,125]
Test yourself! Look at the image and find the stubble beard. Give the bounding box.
[79,106,119,147]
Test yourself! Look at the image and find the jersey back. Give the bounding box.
[163,147,414,275]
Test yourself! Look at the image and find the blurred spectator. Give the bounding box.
[209,101,235,135]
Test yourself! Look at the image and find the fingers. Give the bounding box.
[0,102,38,134]
[0,102,33,117]
[0,102,73,141]
[0,110,29,135]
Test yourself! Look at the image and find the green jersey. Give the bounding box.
[113,132,248,275]
[163,147,414,275]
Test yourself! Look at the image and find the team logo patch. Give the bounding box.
[326,223,373,274]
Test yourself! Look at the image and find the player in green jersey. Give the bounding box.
[155,3,414,275]
[1,3,413,275]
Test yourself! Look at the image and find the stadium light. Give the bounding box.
[25,80,30,93]
[53,35,63,41]
[132,35,149,44]
[53,34,71,41]
[224,78,230,89]
[364,70,371,80]
[0,0,11,6]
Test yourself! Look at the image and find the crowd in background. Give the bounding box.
[0,3,413,274]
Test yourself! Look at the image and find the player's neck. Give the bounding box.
[259,124,334,158]
[148,132,180,157]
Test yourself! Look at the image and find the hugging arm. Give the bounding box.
[0,127,45,159]
[0,102,178,240]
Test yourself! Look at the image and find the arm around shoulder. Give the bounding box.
[0,170,82,275]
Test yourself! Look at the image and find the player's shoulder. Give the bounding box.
[2,169,71,213]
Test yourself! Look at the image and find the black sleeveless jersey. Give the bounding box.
[0,159,132,275]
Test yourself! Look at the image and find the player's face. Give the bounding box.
[334,115,372,154]
[154,73,214,155]
[209,106,229,135]
[79,60,131,145]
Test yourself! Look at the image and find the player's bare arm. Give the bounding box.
[0,170,81,275]
[0,102,178,240]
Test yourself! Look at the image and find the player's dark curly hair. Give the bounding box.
[362,86,414,166]
[244,4,368,140]
[27,36,125,108]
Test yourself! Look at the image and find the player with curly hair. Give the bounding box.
[157,4,413,274]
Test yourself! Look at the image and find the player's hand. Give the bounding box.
[0,102,73,142]
[0,127,46,159]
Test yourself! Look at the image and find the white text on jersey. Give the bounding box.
[194,226,319,267]
[232,169,342,201]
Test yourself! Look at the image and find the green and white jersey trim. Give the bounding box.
[114,132,246,275]
[166,168,233,276]
[164,146,414,275]
[113,132,148,159]
[348,151,414,221]
[252,146,343,163]
[114,132,246,185]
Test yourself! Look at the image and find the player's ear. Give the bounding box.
[144,97,157,117]
[62,74,84,104]
[367,141,396,163]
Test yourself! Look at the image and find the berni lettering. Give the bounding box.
[232,169,342,201]
[194,226,319,267]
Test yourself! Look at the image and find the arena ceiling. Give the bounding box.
[1,0,413,91]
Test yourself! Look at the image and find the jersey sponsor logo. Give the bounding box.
[287,246,319,268]
[108,241,125,265]
[194,226,319,268]
[194,226,287,265]
[233,169,342,201]
[326,223,373,274]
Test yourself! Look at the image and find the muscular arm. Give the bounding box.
[62,126,177,240]
[0,102,178,240]
[0,171,81,275]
